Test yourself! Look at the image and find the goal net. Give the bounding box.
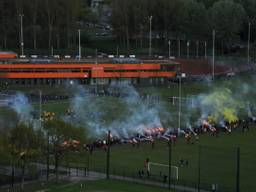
[148,162,179,180]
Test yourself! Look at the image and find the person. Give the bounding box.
[215,127,220,137]
[138,170,142,178]
[246,119,250,131]
[151,139,155,149]
[171,134,177,145]
[144,158,150,177]
[185,160,189,167]
[102,140,107,151]
[195,134,199,143]
[163,175,167,183]
[179,159,184,167]
[132,138,137,147]
[144,158,149,169]
[185,133,191,144]
[136,140,140,148]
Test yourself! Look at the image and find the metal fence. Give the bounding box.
[86,141,253,192]
[1,139,255,192]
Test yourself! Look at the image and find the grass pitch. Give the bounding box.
[1,73,256,191]
[47,179,172,192]
[79,128,256,192]
[0,179,172,192]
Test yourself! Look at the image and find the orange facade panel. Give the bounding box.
[110,64,161,70]
[91,71,176,78]
[0,53,17,59]
[0,63,161,70]
[0,72,88,79]
[0,62,177,79]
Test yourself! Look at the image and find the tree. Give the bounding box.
[209,0,247,50]
[242,0,256,23]
[44,118,85,180]
[198,0,217,8]
[26,0,39,50]
[8,124,40,190]
[180,0,208,39]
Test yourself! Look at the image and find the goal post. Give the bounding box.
[148,162,179,180]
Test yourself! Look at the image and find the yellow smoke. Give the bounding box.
[201,88,239,123]
[207,115,217,124]
[222,108,238,123]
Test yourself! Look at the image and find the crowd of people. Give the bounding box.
[82,115,255,155]
[179,117,253,145]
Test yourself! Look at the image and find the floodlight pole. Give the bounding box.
[116,45,119,57]
[168,40,171,59]
[106,130,111,179]
[178,75,181,133]
[178,39,181,58]
[178,73,185,134]
[46,131,49,181]
[196,41,199,58]
[95,49,98,95]
[19,14,24,56]
[51,46,54,57]
[204,41,207,59]
[78,29,81,61]
[149,16,153,57]
[236,147,240,192]
[168,140,172,190]
[198,145,201,192]
[39,90,42,129]
[247,22,251,66]
[11,138,14,188]
[212,30,215,80]
[187,41,190,59]
[87,151,90,176]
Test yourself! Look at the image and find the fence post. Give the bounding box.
[236,147,240,192]
[106,130,111,179]
[168,140,172,190]
[198,145,201,192]
[87,152,90,176]
[11,163,14,188]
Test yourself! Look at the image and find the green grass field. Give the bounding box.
[1,73,256,191]
[48,179,172,192]
[72,127,255,192]
[0,179,172,192]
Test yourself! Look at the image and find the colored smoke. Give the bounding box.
[68,84,167,138]
[197,88,239,123]
[8,93,38,128]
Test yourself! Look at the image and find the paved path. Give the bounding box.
[0,164,209,192]
[86,171,209,192]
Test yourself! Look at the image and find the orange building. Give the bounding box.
[0,59,178,85]
[0,52,17,59]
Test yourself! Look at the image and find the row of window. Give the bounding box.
[0,69,172,73]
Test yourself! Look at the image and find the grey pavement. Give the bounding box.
[0,163,209,192]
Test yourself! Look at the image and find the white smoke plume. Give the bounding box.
[68,84,167,138]
[8,93,39,128]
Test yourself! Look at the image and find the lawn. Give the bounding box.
[48,179,172,192]
[1,73,256,191]
[70,127,256,192]
[0,179,173,192]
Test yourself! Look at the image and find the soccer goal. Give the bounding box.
[148,162,179,180]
